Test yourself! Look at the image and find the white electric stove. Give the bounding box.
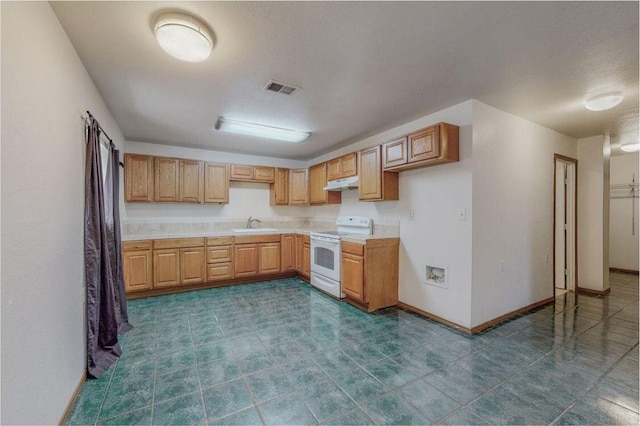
[309,216,372,298]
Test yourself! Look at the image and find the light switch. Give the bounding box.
[457,208,466,221]
[408,210,415,221]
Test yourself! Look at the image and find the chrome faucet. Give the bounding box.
[246,216,262,229]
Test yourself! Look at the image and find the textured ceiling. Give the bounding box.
[51,1,639,159]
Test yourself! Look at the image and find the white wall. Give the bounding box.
[577,135,610,292]
[470,101,577,327]
[1,2,126,423]
[609,153,639,271]
[307,101,474,328]
[125,141,309,220]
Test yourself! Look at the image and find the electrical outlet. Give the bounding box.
[457,208,466,221]
[408,210,415,221]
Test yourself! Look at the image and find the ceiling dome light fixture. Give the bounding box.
[620,141,640,153]
[215,117,310,143]
[154,12,213,62]
[584,92,624,112]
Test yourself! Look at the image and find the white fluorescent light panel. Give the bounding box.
[215,117,310,143]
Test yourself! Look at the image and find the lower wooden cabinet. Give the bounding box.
[302,241,310,278]
[341,239,399,312]
[122,240,153,292]
[180,247,206,284]
[341,252,365,302]
[281,234,296,272]
[234,244,259,277]
[294,234,310,278]
[207,237,234,281]
[259,243,281,274]
[154,248,180,288]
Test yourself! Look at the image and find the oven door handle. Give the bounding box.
[310,235,340,243]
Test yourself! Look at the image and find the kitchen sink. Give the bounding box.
[232,228,279,233]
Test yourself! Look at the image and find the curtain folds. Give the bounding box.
[84,117,132,378]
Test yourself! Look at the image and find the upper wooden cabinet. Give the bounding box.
[230,164,275,183]
[270,168,289,206]
[327,152,357,181]
[309,163,341,205]
[179,159,203,203]
[382,123,459,171]
[204,162,229,204]
[125,154,154,202]
[289,169,309,205]
[154,157,180,202]
[358,146,399,202]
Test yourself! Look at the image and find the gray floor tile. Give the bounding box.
[300,380,356,422]
[97,406,152,425]
[245,367,295,403]
[556,394,640,425]
[202,378,253,421]
[214,406,264,425]
[154,366,200,403]
[322,408,374,425]
[258,393,318,425]
[99,378,154,420]
[152,392,206,426]
[589,379,640,413]
[198,356,241,389]
[333,367,387,404]
[395,377,460,423]
[364,357,418,389]
[438,407,491,425]
[361,393,430,425]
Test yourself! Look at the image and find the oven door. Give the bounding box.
[310,235,341,282]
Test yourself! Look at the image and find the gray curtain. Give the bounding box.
[84,117,131,378]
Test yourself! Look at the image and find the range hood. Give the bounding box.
[323,176,359,191]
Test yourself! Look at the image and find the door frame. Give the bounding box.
[553,154,578,294]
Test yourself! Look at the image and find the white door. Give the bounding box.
[554,158,576,291]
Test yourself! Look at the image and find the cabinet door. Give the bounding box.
[270,168,289,205]
[342,252,365,302]
[294,234,304,272]
[125,154,153,202]
[179,160,203,203]
[327,158,341,181]
[302,243,311,277]
[180,247,206,284]
[359,146,382,200]
[154,157,180,202]
[382,137,408,169]
[259,242,281,274]
[340,153,358,178]
[254,166,275,182]
[230,164,254,181]
[281,234,296,272]
[234,244,259,277]
[207,245,232,263]
[408,126,439,162]
[154,249,180,287]
[289,169,309,205]
[309,163,328,204]
[123,249,153,291]
[204,162,229,204]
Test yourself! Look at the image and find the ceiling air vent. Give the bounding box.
[265,80,299,95]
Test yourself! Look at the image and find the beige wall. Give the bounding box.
[470,101,577,327]
[577,135,610,292]
[1,2,126,423]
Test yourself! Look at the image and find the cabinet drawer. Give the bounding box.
[208,263,233,281]
[123,240,152,251]
[342,241,364,256]
[153,238,205,249]
[206,236,234,246]
[208,246,232,263]
[234,234,281,244]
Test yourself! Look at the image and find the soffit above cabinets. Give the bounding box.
[51,2,638,159]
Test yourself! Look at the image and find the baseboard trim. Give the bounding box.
[609,268,639,275]
[398,296,555,335]
[397,302,472,334]
[126,272,298,299]
[59,371,86,425]
[576,286,611,296]
[470,296,555,334]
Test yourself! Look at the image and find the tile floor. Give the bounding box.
[67,272,639,425]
